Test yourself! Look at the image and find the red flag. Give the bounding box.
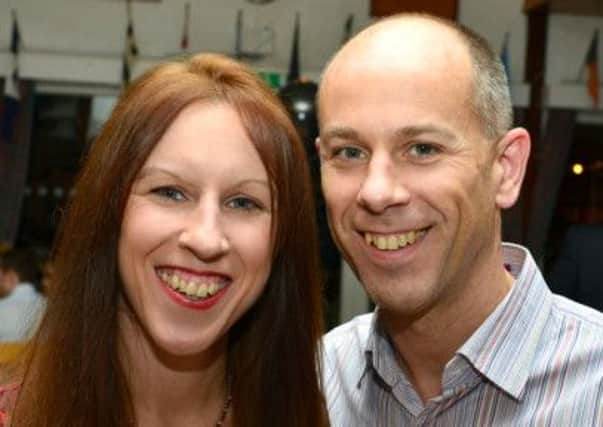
[585,30,599,108]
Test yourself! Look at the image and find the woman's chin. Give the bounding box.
[151,334,228,367]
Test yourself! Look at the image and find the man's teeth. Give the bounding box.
[158,271,226,300]
[364,229,427,251]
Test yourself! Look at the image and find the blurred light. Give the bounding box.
[53,187,64,199]
[572,163,584,175]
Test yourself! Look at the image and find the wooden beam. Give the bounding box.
[371,0,458,20]
[524,0,603,16]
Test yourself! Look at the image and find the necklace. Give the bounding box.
[215,373,233,427]
[215,392,232,427]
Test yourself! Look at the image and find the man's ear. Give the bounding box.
[494,127,531,209]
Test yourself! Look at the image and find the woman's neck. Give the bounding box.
[118,310,230,427]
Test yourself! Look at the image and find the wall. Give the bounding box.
[1,0,601,108]
[0,0,371,92]
[547,14,603,112]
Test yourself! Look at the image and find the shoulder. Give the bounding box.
[551,293,603,330]
[323,313,374,356]
[519,297,603,420]
[321,314,374,410]
[321,313,374,378]
[544,295,603,373]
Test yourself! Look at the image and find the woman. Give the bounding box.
[0,54,327,426]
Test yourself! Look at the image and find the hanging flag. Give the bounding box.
[2,9,21,144]
[341,14,354,46]
[122,0,139,87]
[286,12,300,84]
[500,32,511,83]
[181,2,190,51]
[584,30,599,108]
[234,9,243,59]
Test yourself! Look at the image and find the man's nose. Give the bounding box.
[356,155,411,214]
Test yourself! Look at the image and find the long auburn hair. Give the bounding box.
[10,54,327,427]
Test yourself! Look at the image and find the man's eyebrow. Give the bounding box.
[320,126,360,143]
[393,125,457,141]
[320,124,457,145]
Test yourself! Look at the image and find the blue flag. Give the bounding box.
[2,10,21,143]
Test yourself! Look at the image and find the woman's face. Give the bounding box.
[118,101,273,357]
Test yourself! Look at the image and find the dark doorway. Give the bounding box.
[17,94,91,250]
[546,122,603,265]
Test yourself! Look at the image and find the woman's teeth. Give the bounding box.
[158,270,227,300]
[364,229,427,251]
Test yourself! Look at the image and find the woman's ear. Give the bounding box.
[493,127,531,209]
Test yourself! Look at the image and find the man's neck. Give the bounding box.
[382,262,515,403]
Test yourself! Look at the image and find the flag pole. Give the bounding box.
[181,2,191,51]
[286,12,300,84]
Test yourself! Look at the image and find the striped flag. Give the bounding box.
[181,2,190,51]
[584,30,599,108]
[122,0,139,86]
[2,10,21,143]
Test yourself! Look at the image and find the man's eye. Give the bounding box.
[334,146,366,160]
[408,143,440,158]
[226,197,262,211]
[152,187,186,201]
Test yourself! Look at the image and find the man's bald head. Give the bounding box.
[319,14,512,140]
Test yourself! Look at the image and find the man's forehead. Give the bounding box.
[319,18,471,104]
[330,18,464,70]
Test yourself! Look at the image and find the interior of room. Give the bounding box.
[1,0,602,326]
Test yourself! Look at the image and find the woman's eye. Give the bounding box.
[152,186,186,201]
[408,143,440,158]
[334,146,366,160]
[226,197,261,211]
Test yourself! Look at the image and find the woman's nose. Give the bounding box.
[177,204,230,261]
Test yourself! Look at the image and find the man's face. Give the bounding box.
[318,47,501,319]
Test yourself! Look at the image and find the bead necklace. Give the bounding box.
[215,373,233,427]
[215,392,232,427]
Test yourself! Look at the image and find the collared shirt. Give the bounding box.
[0,283,45,342]
[322,243,603,426]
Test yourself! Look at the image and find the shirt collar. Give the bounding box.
[457,243,553,400]
[362,309,404,389]
[361,243,552,401]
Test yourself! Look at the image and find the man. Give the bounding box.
[0,248,46,342]
[317,14,603,425]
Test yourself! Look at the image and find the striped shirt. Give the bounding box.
[322,243,603,426]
